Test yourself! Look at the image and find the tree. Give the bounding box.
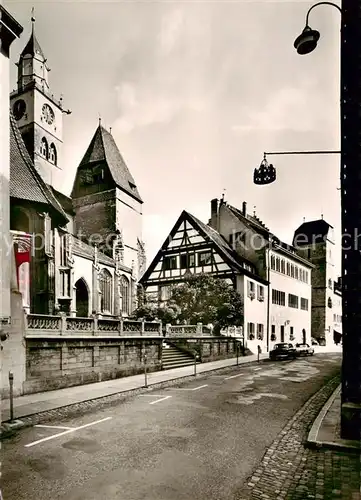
[167,273,243,330]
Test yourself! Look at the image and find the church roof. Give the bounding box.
[10,110,68,224]
[293,219,332,246]
[49,187,74,215]
[77,124,142,203]
[72,236,131,272]
[20,29,45,59]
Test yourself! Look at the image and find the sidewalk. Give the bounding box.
[307,384,360,453]
[237,375,361,500]
[1,352,269,424]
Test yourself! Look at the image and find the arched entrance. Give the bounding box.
[75,279,89,317]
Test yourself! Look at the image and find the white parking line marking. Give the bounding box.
[139,394,165,397]
[174,385,209,391]
[224,373,243,380]
[149,396,172,405]
[25,417,112,448]
[35,425,74,430]
[253,368,262,371]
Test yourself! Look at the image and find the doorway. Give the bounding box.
[75,279,89,317]
[280,325,285,342]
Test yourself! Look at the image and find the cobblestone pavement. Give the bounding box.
[236,375,361,500]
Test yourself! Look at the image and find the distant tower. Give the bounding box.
[9,13,70,192]
[293,219,335,346]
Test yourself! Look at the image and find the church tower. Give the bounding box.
[293,218,336,346]
[71,121,146,281]
[9,13,70,192]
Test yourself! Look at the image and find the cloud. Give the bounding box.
[113,83,181,133]
[232,83,329,133]
[157,8,184,55]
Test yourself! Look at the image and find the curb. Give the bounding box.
[0,356,267,438]
[306,384,361,453]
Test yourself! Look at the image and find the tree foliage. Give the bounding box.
[168,274,243,328]
[132,274,243,331]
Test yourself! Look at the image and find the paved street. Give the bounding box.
[1,353,340,500]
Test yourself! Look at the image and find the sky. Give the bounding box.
[5,0,341,273]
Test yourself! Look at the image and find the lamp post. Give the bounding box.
[254,1,361,441]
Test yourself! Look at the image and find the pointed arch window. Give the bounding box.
[120,275,130,315]
[40,137,48,158]
[49,143,57,165]
[99,268,113,314]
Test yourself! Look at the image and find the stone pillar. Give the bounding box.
[340,0,361,440]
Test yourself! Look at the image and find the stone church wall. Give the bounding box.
[23,337,163,394]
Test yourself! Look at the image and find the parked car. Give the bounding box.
[295,343,314,357]
[311,338,319,346]
[269,343,297,361]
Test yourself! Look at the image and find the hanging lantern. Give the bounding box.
[253,156,276,185]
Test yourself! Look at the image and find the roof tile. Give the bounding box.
[9,111,68,223]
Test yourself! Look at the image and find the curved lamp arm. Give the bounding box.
[305,2,342,26]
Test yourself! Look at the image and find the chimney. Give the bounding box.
[210,198,219,231]
[242,201,247,216]
[211,198,218,218]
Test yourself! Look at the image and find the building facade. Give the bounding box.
[209,198,313,349]
[140,199,314,352]
[8,18,146,318]
[292,219,341,345]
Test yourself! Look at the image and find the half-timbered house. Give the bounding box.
[139,210,269,352]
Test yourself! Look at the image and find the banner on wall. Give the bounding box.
[12,231,32,309]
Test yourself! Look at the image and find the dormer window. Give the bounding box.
[92,165,104,184]
[79,168,93,185]
[129,181,136,190]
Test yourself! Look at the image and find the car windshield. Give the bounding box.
[274,343,288,348]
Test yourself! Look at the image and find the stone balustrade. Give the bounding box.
[166,322,208,337]
[25,313,162,337]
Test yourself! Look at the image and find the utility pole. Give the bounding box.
[340,0,361,440]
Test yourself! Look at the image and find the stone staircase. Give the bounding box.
[161,341,199,370]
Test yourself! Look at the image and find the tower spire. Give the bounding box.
[31,7,35,27]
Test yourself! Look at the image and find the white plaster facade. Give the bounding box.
[237,275,268,353]
[269,256,312,347]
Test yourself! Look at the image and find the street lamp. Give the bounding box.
[294,0,361,443]
[254,1,361,441]
[253,150,340,185]
[293,2,342,55]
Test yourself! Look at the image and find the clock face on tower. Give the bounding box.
[13,99,26,121]
[41,104,55,125]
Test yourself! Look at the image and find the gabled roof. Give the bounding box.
[223,202,313,267]
[293,219,332,246]
[140,210,267,285]
[10,111,68,225]
[20,29,45,59]
[75,124,142,203]
[227,204,271,236]
[186,212,255,272]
